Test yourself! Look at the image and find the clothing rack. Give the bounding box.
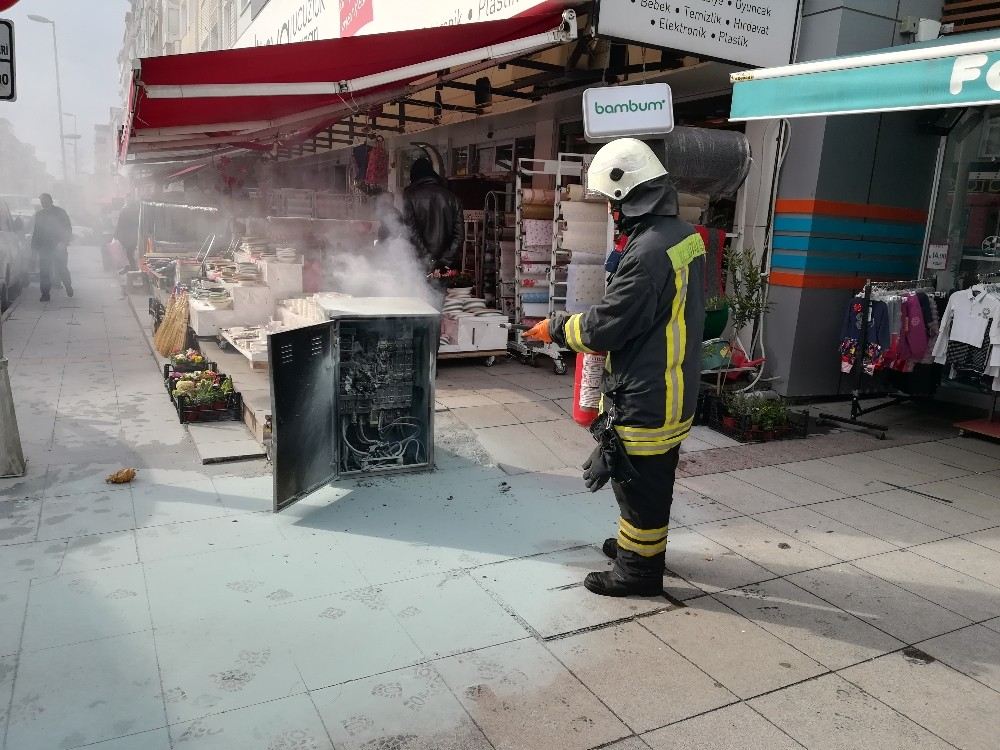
[819,277,936,438]
[954,270,1000,440]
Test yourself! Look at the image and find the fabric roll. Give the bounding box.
[523,219,552,246]
[522,204,554,220]
[569,251,605,266]
[522,302,550,318]
[566,264,606,313]
[521,291,550,304]
[521,188,556,205]
[561,201,609,223]
[562,225,609,253]
[567,184,606,202]
[519,248,550,263]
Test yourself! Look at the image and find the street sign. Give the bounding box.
[583,83,674,142]
[0,19,14,102]
[595,0,799,69]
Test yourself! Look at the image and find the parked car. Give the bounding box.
[0,198,31,311]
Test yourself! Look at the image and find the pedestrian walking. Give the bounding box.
[523,138,706,597]
[31,193,74,302]
[114,199,141,271]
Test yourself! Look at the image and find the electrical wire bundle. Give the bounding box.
[340,415,425,472]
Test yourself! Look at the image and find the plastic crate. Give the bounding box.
[705,396,810,444]
[174,392,243,424]
[163,361,217,379]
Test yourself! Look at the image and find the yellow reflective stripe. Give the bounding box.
[666,233,706,271]
[615,416,693,440]
[675,265,688,425]
[620,430,691,455]
[617,533,668,556]
[565,314,597,354]
[619,517,668,541]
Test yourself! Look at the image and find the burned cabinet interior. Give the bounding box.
[270,314,436,512]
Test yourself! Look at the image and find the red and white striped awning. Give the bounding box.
[121,9,577,163]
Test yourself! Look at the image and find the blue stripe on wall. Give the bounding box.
[772,235,923,256]
[771,252,920,275]
[773,215,926,242]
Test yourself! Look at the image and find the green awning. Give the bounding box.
[730,30,1000,121]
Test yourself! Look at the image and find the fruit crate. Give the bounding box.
[173,392,243,424]
[162,361,217,379]
[163,366,225,397]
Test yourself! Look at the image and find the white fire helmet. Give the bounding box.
[586,138,667,203]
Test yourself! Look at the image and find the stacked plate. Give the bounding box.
[276,247,298,262]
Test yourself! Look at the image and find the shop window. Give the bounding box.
[925,106,1000,284]
[452,146,473,177]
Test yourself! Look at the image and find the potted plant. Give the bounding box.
[725,246,771,363]
[722,392,752,432]
[704,295,730,340]
[170,348,207,372]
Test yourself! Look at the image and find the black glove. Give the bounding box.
[582,444,612,493]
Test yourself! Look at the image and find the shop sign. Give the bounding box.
[594,0,799,69]
[926,244,948,271]
[583,83,674,142]
[0,19,14,103]
[236,0,564,47]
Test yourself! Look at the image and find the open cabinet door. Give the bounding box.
[269,321,337,512]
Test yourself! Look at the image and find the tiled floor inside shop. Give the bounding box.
[3,247,1000,750]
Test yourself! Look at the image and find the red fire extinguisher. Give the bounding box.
[572,352,605,427]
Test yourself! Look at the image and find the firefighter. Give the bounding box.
[523,138,705,597]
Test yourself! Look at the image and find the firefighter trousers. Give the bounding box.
[611,446,681,582]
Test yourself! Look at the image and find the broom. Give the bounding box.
[154,292,190,357]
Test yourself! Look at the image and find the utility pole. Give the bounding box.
[0,311,26,478]
[27,14,68,181]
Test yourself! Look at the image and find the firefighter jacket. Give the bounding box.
[550,179,705,456]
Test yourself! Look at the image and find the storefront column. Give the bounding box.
[764,0,945,397]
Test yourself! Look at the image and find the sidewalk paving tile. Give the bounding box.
[168,693,333,750]
[728,467,845,505]
[752,506,898,561]
[67,728,171,750]
[0,498,41,546]
[695,517,841,577]
[780,459,893,496]
[505,399,568,423]
[714,578,904,670]
[1,653,15,745]
[155,619,305,725]
[524,419,599,468]
[861,489,995,535]
[963,526,1000,554]
[909,537,1000,589]
[313,663,493,750]
[918,624,1000,692]
[0,538,68,582]
[267,586,425,690]
[472,424,566,474]
[788,562,971,643]
[865,446,973,481]
[641,596,825,699]
[951,470,1000,499]
[663,527,774,594]
[679,473,795,515]
[37,490,136,541]
[749,673,953,750]
[449,404,521,429]
[910,480,1000,521]
[642,704,804,750]
[210,474,274,513]
[5,631,165,750]
[842,651,1000,750]
[42,463,134,499]
[22,564,151,652]
[60,530,139,573]
[547,621,737,733]
[905,441,1000,473]
[669,486,743,526]
[436,638,630,750]
[822,452,940,488]
[135,513,284,562]
[852,549,1000,622]
[379,572,529,659]
[808,498,949,548]
[939,437,1000,460]
[0,579,28,657]
[131,480,231,527]
[477,547,676,638]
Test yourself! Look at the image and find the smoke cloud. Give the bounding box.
[321,195,441,307]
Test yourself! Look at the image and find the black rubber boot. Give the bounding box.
[66,286,74,298]
[40,293,50,302]
[584,571,663,598]
[602,538,618,559]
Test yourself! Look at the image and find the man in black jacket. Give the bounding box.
[402,158,464,272]
[524,138,706,598]
[30,193,74,302]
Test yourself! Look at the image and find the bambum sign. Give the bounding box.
[583,83,674,142]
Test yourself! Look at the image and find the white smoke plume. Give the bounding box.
[321,194,441,307]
